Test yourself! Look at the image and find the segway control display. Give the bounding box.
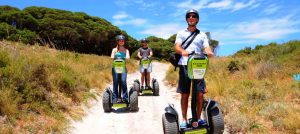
[113,59,125,74]
[188,55,208,79]
[141,59,151,69]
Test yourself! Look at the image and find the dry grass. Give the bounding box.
[0,40,138,133]
[164,41,300,133]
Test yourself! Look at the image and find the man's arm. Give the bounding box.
[126,49,130,59]
[204,46,214,57]
[137,51,142,59]
[111,48,116,59]
[149,51,153,58]
[175,43,189,56]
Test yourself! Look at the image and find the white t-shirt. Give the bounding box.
[175,29,209,65]
[110,48,130,59]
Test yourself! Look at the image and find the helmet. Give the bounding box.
[185,9,199,19]
[140,38,148,43]
[116,35,126,41]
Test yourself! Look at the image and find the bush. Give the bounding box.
[8,29,37,44]
[226,110,253,133]
[227,60,246,73]
[256,61,279,79]
[0,50,11,68]
[259,102,287,121]
[0,23,17,39]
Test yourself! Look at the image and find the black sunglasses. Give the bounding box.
[187,15,198,19]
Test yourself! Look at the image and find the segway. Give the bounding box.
[102,58,139,112]
[162,53,224,134]
[133,57,159,96]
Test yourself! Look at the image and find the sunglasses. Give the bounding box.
[186,15,198,19]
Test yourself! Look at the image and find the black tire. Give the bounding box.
[162,113,178,134]
[208,106,224,134]
[153,81,159,96]
[133,81,141,93]
[102,91,111,112]
[129,90,138,111]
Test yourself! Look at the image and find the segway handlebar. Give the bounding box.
[188,51,208,57]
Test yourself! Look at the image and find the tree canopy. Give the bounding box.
[0,5,219,59]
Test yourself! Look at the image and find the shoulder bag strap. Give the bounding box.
[181,30,195,47]
[183,29,200,50]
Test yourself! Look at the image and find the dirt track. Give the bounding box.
[70,62,229,134]
[70,62,183,134]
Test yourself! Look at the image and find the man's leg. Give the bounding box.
[112,68,118,103]
[196,79,207,124]
[146,72,151,86]
[121,72,128,101]
[197,92,204,119]
[181,93,189,122]
[141,72,145,87]
[178,65,191,128]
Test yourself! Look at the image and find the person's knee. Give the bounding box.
[197,93,204,100]
[182,93,189,99]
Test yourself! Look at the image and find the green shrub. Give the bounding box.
[0,88,21,117]
[226,110,254,132]
[0,50,11,68]
[8,29,37,44]
[256,61,279,79]
[259,102,288,121]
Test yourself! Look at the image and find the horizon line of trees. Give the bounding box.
[0,5,219,60]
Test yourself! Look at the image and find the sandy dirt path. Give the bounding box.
[70,62,182,134]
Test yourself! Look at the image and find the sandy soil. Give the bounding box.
[70,62,182,134]
[70,62,228,134]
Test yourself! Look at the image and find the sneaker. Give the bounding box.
[198,119,207,125]
[180,121,187,129]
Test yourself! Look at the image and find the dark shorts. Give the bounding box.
[177,65,206,93]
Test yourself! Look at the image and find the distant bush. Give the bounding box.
[259,102,288,123]
[227,60,247,73]
[256,61,279,79]
[8,29,37,44]
[0,50,10,67]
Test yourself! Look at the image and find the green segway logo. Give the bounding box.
[188,58,208,79]
[114,61,125,74]
[142,60,150,69]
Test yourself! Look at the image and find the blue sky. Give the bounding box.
[1,0,300,56]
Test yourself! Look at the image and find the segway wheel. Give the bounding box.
[208,105,225,134]
[153,80,159,96]
[102,91,111,112]
[133,81,141,93]
[129,90,139,111]
[162,113,178,134]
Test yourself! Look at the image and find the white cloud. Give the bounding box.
[263,4,280,15]
[177,0,209,10]
[112,12,129,19]
[129,18,147,26]
[232,0,256,11]
[175,0,259,12]
[207,0,232,9]
[213,16,300,44]
[141,23,185,39]
[112,11,147,26]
